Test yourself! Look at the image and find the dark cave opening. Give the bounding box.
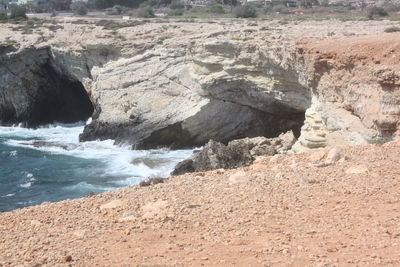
[136,99,306,150]
[27,63,94,127]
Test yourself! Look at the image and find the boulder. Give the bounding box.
[172,131,296,175]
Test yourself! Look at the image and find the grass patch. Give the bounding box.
[384,26,400,33]
[159,34,173,41]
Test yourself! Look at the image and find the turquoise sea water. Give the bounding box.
[0,120,192,212]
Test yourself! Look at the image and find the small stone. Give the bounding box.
[30,220,42,227]
[345,165,369,174]
[73,230,86,238]
[228,170,248,184]
[100,199,124,210]
[64,255,72,262]
[325,148,343,165]
[309,150,326,162]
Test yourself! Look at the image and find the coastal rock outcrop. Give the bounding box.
[172,131,296,175]
[79,40,308,148]
[0,46,93,127]
[0,20,399,150]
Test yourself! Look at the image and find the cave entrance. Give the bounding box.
[28,63,94,127]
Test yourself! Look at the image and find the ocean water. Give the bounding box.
[0,120,193,212]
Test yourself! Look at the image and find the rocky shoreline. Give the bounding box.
[1,17,400,266]
[1,140,400,266]
[1,18,399,151]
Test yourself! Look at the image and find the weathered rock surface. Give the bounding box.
[0,47,93,127]
[0,19,399,149]
[172,131,296,175]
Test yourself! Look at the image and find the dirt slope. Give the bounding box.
[300,33,400,71]
[1,140,400,266]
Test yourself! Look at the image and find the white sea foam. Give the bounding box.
[1,193,16,198]
[1,119,194,191]
[66,182,117,192]
[19,182,31,188]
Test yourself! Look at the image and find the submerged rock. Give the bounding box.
[172,131,296,175]
[22,141,78,151]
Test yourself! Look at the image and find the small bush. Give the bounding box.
[384,26,400,33]
[71,2,88,16]
[299,0,319,8]
[9,5,27,19]
[168,8,184,16]
[159,33,172,41]
[381,2,400,12]
[367,6,388,20]
[271,4,287,13]
[320,0,329,7]
[170,0,184,10]
[0,12,7,21]
[137,5,155,17]
[139,177,165,187]
[233,4,257,18]
[106,5,123,15]
[209,4,225,14]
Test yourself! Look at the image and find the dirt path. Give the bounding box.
[1,141,400,266]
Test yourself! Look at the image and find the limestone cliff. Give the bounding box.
[0,19,398,149]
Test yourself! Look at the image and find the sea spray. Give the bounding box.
[0,120,193,212]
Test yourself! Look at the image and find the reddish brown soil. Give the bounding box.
[299,33,400,71]
[1,140,400,266]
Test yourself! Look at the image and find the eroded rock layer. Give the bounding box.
[0,19,399,149]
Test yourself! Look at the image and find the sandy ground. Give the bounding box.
[1,140,400,266]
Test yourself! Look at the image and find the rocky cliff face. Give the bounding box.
[0,46,93,127]
[0,19,398,149]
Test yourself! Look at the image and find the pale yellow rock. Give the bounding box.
[30,220,42,227]
[228,170,248,184]
[100,199,124,210]
[73,230,86,238]
[309,150,326,162]
[325,148,343,165]
[250,163,269,172]
[345,165,369,174]
[142,200,169,219]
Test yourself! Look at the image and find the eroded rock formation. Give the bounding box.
[0,47,93,127]
[172,131,296,175]
[0,19,399,150]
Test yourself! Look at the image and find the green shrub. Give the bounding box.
[381,2,400,12]
[0,12,7,21]
[384,26,400,33]
[233,4,257,18]
[320,0,329,7]
[137,5,155,17]
[170,0,184,9]
[159,33,172,41]
[209,4,225,14]
[9,5,27,19]
[168,8,183,16]
[106,5,124,15]
[367,6,388,20]
[271,4,287,13]
[299,0,319,8]
[71,2,88,16]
